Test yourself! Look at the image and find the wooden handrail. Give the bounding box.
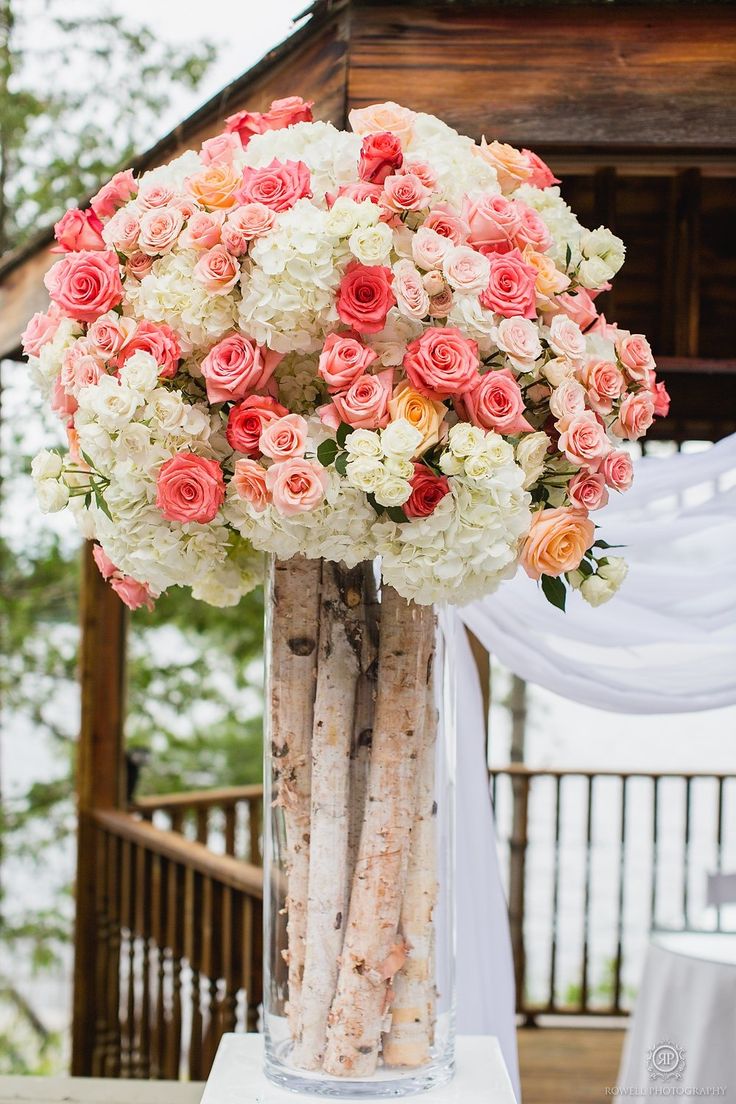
[93,810,263,898]
[134,784,264,812]
[490,764,736,781]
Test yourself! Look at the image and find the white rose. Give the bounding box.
[324,197,363,237]
[581,226,625,277]
[464,451,498,485]
[580,574,616,607]
[381,419,423,458]
[119,350,159,395]
[79,376,142,430]
[548,314,586,361]
[448,422,486,458]
[31,449,63,481]
[383,456,414,480]
[442,245,491,294]
[345,429,383,458]
[346,456,385,493]
[412,226,450,270]
[516,431,550,488]
[438,450,463,476]
[348,223,393,266]
[549,378,587,421]
[542,356,576,388]
[598,555,628,589]
[374,473,412,508]
[577,255,614,290]
[146,389,186,431]
[496,317,542,371]
[36,479,70,513]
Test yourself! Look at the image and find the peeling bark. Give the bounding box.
[347,563,379,885]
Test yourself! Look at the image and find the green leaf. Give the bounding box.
[387,506,409,524]
[565,243,572,270]
[334,452,348,477]
[366,493,385,516]
[80,451,96,471]
[593,539,623,550]
[336,422,352,449]
[541,573,567,612]
[316,439,339,467]
[93,487,113,522]
[577,559,594,577]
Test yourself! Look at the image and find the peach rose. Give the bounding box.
[522,247,570,306]
[137,182,176,210]
[179,210,224,250]
[557,411,612,469]
[617,333,656,381]
[399,159,438,191]
[323,368,394,430]
[125,252,154,280]
[156,453,225,523]
[53,208,105,252]
[138,206,184,255]
[221,203,275,254]
[259,413,309,461]
[349,102,416,145]
[521,506,595,579]
[102,208,141,253]
[318,332,376,392]
[185,162,242,210]
[88,313,137,360]
[612,391,655,440]
[480,249,537,319]
[460,368,533,435]
[428,287,454,317]
[226,395,288,456]
[233,458,270,510]
[476,138,531,193]
[193,244,240,294]
[266,457,328,516]
[44,250,123,322]
[382,172,432,213]
[424,205,470,245]
[237,159,312,212]
[201,333,280,404]
[568,470,609,511]
[549,378,587,421]
[581,358,625,415]
[388,381,446,456]
[463,193,522,253]
[404,326,479,398]
[21,307,62,357]
[393,259,430,319]
[60,343,104,395]
[90,169,137,220]
[601,450,634,491]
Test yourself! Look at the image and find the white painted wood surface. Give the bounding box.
[0,1076,204,1103]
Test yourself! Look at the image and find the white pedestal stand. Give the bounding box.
[200,1035,517,1104]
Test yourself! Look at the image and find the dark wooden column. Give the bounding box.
[71,542,127,1075]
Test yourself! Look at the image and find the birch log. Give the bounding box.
[382,690,439,1068]
[269,555,321,1037]
[322,588,436,1077]
[347,563,380,884]
[294,563,365,1069]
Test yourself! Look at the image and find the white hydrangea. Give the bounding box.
[274,353,325,414]
[408,113,501,206]
[126,249,236,348]
[242,121,362,204]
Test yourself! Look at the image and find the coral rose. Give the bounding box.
[237,159,312,212]
[463,193,521,253]
[201,333,281,404]
[226,395,288,456]
[92,544,117,580]
[522,149,560,189]
[200,131,242,165]
[521,506,595,579]
[479,250,537,319]
[45,250,123,322]
[336,262,395,333]
[651,379,671,418]
[424,205,470,246]
[405,464,451,518]
[322,368,394,430]
[225,96,314,147]
[110,575,156,612]
[156,453,225,523]
[266,458,328,516]
[233,459,270,510]
[359,132,403,184]
[460,368,533,435]
[382,172,432,213]
[318,332,377,392]
[118,321,181,379]
[90,169,137,220]
[53,208,105,252]
[21,308,62,357]
[403,326,480,398]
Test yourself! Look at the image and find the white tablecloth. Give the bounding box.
[618,932,736,1099]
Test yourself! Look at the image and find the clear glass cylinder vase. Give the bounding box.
[263,555,455,1098]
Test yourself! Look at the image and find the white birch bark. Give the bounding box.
[322,589,436,1078]
[347,563,379,884]
[382,690,439,1068]
[269,555,321,1037]
[293,563,365,1069]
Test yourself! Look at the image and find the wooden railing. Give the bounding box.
[80,786,264,1081]
[490,765,736,1022]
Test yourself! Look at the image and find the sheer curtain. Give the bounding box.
[454,434,736,1100]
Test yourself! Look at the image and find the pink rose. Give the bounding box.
[171,196,197,220]
[496,316,542,371]
[118,321,181,378]
[548,313,586,361]
[156,453,225,523]
[514,204,552,252]
[200,132,242,165]
[125,252,154,280]
[53,208,105,253]
[568,470,609,511]
[336,262,395,334]
[557,411,612,469]
[322,368,394,430]
[137,182,176,210]
[233,458,270,510]
[259,413,309,461]
[551,288,599,331]
[405,464,451,518]
[581,358,625,414]
[601,450,634,492]
[201,333,280,403]
[424,205,470,245]
[237,159,312,212]
[110,575,156,612]
[479,249,537,320]
[399,160,438,192]
[412,226,451,270]
[612,391,655,441]
[90,170,137,220]
[318,332,377,392]
[138,206,184,255]
[460,367,533,435]
[522,150,560,189]
[442,245,491,294]
[92,544,117,580]
[51,375,77,417]
[328,182,384,206]
[193,244,240,294]
[45,250,123,322]
[651,378,671,418]
[521,506,595,579]
[102,208,141,253]
[225,96,314,147]
[463,194,521,253]
[382,172,432,213]
[179,210,224,250]
[589,313,621,343]
[266,457,328,516]
[393,259,430,320]
[60,342,104,395]
[359,132,403,184]
[617,333,656,381]
[226,395,288,456]
[221,203,275,254]
[21,308,62,357]
[404,327,479,398]
[428,287,454,317]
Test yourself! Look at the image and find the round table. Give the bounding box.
[618,931,736,1099]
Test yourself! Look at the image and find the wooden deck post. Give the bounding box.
[71,542,127,1075]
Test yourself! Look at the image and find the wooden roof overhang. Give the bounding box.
[1,0,735,437]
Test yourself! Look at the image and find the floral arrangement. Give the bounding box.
[25,96,668,610]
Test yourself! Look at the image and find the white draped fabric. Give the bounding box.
[454,434,736,1101]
